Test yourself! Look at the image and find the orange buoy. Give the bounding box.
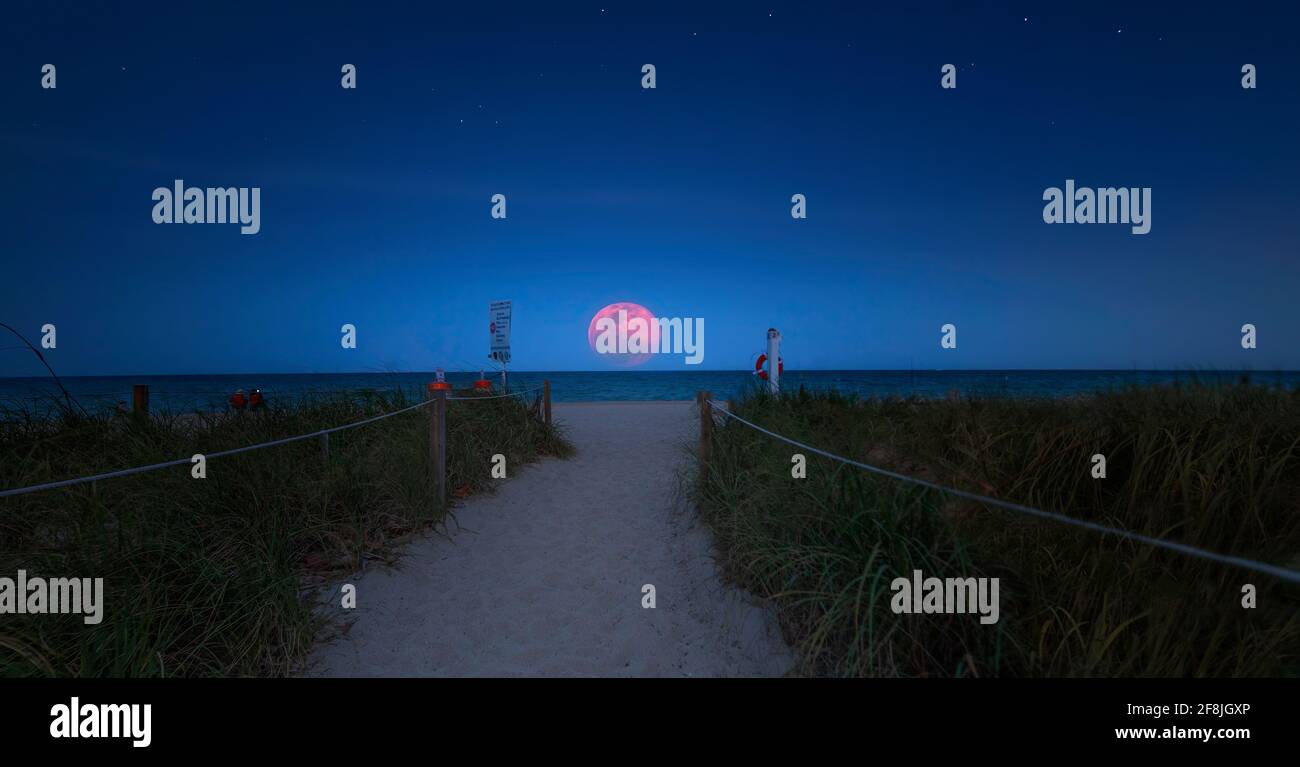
[755,353,784,381]
[429,368,453,392]
[473,379,492,390]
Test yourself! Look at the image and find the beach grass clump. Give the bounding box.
[0,388,572,677]
[696,383,1300,676]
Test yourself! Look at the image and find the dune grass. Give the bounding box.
[696,383,1300,677]
[0,388,572,677]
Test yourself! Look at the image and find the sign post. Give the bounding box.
[766,328,781,395]
[489,300,512,391]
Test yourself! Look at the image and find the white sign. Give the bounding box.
[489,300,512,364]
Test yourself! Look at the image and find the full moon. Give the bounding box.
[587,302,657,366]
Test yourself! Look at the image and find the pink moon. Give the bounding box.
[588,302,656,366]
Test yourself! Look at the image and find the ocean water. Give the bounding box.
[2,370,1297,413]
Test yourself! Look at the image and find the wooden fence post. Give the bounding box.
[132,384,149,416]
[430,388,447,507]
[543,379,552,426]
[698,390,712,474]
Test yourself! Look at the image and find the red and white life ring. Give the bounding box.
[755,354,784,381]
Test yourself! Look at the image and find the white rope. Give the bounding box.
[0,398,433,499]
[446,386,544,401]
[707,400,1300,585]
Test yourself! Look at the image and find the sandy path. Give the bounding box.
[306,401,791,677]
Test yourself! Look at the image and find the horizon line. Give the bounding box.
[3,367,1298,380]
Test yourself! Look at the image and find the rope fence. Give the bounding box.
[697,392,1300,586]
[0,379,554,503]
[446,386,545,401]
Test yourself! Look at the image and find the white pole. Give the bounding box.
[766,327,781,395]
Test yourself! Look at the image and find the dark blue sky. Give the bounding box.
[2,1,1297,374]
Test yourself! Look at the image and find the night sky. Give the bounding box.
[2,1,1297,375]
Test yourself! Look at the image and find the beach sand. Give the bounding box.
[306,400,791,677]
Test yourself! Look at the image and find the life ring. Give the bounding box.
[755,354,784,381]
